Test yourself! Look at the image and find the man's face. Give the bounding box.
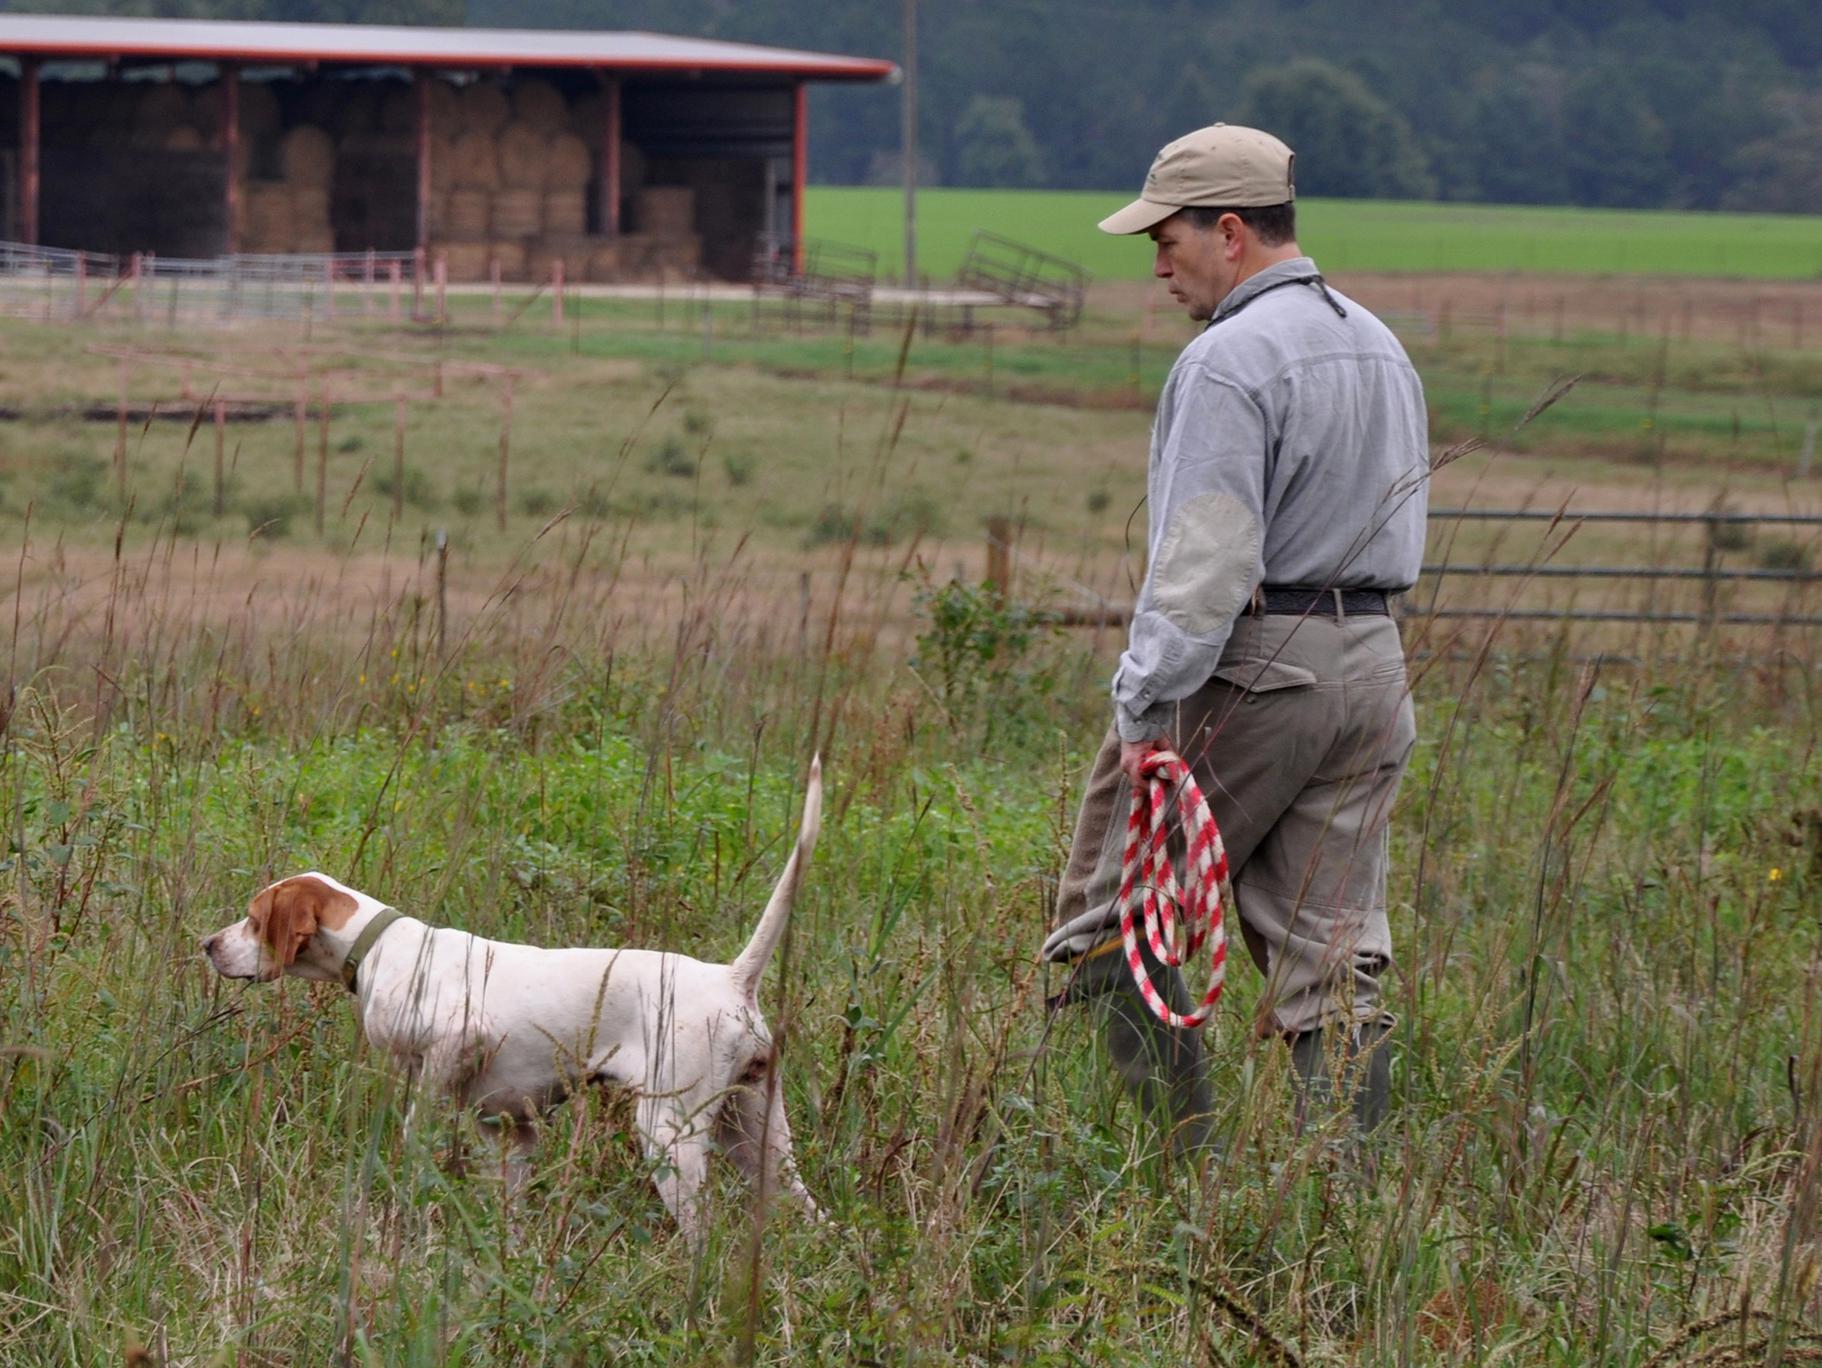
[1149,212,1235,322]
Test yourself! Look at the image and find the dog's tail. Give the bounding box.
[729,755,822,1002]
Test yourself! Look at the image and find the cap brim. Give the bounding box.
[1097,196,1180,235]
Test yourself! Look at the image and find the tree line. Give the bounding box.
[23,0,1822,212]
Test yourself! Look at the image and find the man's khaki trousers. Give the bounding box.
[1048,610,1416,1044]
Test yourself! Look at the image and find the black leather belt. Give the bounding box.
[1242,586,1392,617]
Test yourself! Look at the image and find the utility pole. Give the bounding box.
[902,0,917,288]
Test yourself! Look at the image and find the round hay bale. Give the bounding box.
[437,240,491,281]
[448,130,500,190]
[240,181,291,222]
[279,125,335,184]
[634,185,694,233]
[525,240,584,284]
[511,77,568,135]
[294,226,336,255]
[377,82,416,134]
[291,186,332,227]
[445,188,490,237]
[162,125,206,152]
[545,133,592,189]
[238,81,281,134]
[459,81,509,137]
[543,189,588,236]
[490,187,544,238]
[491,240,529,281]
[496,122,550,190]
[587,239,625,282]
[240,181,294,249]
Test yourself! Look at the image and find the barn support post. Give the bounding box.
[415,70,433,255]
[20,57,40,245]
[600,73,622,236]
[221,63,240,254]
[791,81,807,275]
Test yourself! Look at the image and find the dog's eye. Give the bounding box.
[740,1057,769,1084]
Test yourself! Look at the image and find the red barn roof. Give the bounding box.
[0,12,897,81]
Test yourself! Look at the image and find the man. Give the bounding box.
[1042,124,1427,1150]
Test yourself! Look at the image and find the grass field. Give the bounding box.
[2,282,1821,1364]
[808,188,1822,283]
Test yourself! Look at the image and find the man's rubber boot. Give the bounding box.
[1055,940,1216,1154]
[1290,1020,1391,1136]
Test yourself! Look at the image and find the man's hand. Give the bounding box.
[1120,739,1160,788]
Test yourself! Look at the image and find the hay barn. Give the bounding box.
[0,13,894,281]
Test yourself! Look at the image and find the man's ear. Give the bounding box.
[1220,211,1246,258]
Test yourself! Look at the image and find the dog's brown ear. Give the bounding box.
[255,875,350,970]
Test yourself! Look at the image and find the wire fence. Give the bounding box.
[1421,507,1822,627]
[0,240,427,324]
[992,508,1822,634]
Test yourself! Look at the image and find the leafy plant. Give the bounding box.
[910,576,1059,744]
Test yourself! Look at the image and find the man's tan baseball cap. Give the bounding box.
[1098,123,1295,235]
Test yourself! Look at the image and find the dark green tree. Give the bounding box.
[1559,64,1673,209]
[1725,91,1822,212]
[951,95,1047,189]
[1236,57,1436,200]
[1459,72,1569,205]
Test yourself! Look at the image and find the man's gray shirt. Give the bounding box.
[1113,256,1430,741]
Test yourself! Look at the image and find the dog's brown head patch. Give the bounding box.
[249,875,358,973]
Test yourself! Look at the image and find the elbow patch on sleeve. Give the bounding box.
[1149,492,1260,635]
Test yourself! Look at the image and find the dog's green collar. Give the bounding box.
[342,906,403,993]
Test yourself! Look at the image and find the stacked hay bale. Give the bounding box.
[413,75,703,282]
[426,77,580,280]
[238,122,335,253]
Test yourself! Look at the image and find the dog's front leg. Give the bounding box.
[637,1099,710,1240]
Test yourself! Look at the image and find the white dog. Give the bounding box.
[202,759,823,1237]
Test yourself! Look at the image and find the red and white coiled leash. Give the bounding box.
[1117,748,1233,1028]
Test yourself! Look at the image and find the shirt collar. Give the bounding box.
[1211,255,1322,324]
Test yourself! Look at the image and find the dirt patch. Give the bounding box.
[1093,273,1822,348]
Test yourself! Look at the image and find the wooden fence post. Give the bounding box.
[985,516,1011,599]
[316,382,331,535]
[293,376,307,495]
[393,395,407,522]
[115,358,130,502]
[213,397,227,517]
[435,528,448,659]
[496,376,514,532]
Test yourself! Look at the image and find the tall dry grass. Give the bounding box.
[0,298,1819,1365]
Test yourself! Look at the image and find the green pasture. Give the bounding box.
[807,187,1822,282]
[0,287,1813,575]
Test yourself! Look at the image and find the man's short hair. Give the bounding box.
[1179,202,1296,247]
